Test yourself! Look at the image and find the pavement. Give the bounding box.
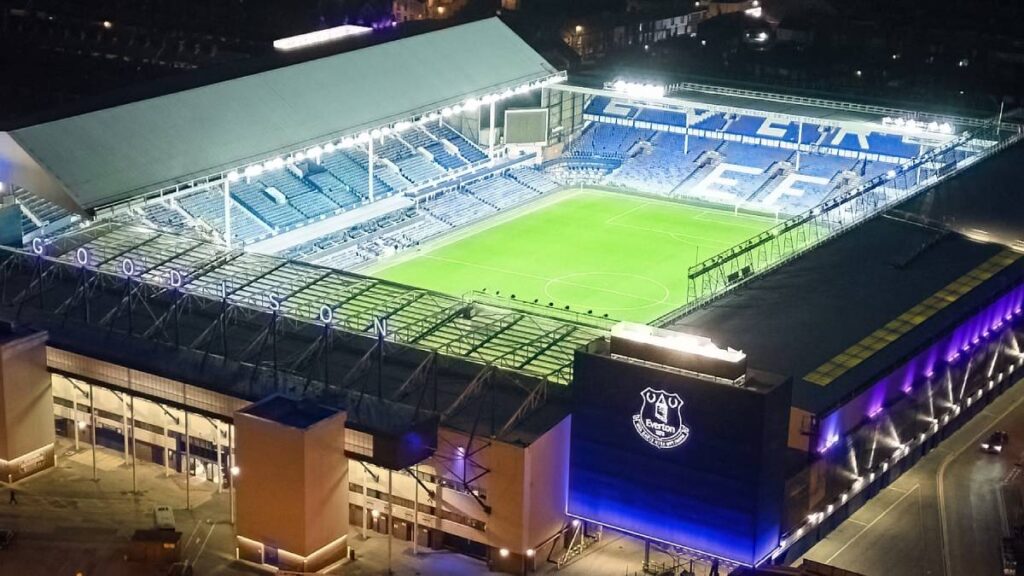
[798,374,1024,576]
[0,437,715,576]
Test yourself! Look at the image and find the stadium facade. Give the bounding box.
[1,16,1023,574]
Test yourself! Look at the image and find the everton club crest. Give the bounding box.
[632,387,690,449]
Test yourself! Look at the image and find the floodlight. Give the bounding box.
[452,104,463,114]
[324,142,336,153]
[340,137,355,148]
[227,171,242,183]
[463,98,480,110]
[273,25,371,51]
[380,126,392,136]
[394,121,412,131]
[294,151,306,162]
[499,548,510,558]
[502,88,515,99]
[357,132,371,143]
[370,128,382,139]
[243,165,263,178]
[308,146,323,157]
[526,549,535,558]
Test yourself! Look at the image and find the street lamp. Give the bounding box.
[523,548,535,575]
[229,465,239,524]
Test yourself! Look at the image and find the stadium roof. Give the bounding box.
[898,141,1024,251]
[668,214,1024,415]
[24,222,599,383]
[0,18,559,213]
[0,222,598,443]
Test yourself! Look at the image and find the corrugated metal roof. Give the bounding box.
[6,18,556,211]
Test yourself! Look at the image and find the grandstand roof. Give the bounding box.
[899,141,1024,251]
[0,222,597,443]
[0,18,558,213]
[668,215,1024,415]
[42,222,599,384]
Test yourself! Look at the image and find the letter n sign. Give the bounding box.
[374,316,388,342]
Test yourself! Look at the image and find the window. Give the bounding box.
[345,429,374,458]
[442,510,486,531]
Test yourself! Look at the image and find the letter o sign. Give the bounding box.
[121,258,136,277]
[319,305,333,325]
[75,247,89,266]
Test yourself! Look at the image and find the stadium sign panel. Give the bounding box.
[632,387,689,449]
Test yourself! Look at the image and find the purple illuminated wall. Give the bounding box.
[816,282,1024,453]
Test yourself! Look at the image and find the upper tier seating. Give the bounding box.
[425,122,488,163]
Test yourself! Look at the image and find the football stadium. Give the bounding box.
[1,17,1023,574]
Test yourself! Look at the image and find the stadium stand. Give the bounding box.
[423,190,496,226]
[175,190,269,244]
[587,98,927,160]
[139,201,190,231]
[401,128,466,171]
[320,148,392,198]
[636,107,688,127]
[0,187,77,238]
[260,170,339,218]
[397,155,446,183]
[230,179,307,231]
[566,123,649,160]
[305,170,363,209]
[507,168,560,193]
[424,122,489,163]
[340,147,409,192]
[465,175,540,210]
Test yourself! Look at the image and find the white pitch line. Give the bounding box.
[421,255,665,304]
[825,484,921,565]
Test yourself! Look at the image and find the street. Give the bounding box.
[799,375,1024,575]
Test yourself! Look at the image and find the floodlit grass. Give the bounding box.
[372,189,776,323]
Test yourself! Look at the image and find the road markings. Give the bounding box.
[938,381,1024,576]
[825,484,921,565]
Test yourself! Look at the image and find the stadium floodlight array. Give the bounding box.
[272,25,373,51]
[881,116,955,135]
[224,74,566,185]
[609,80,666,99]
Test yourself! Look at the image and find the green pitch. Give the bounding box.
[371,189,775,323]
